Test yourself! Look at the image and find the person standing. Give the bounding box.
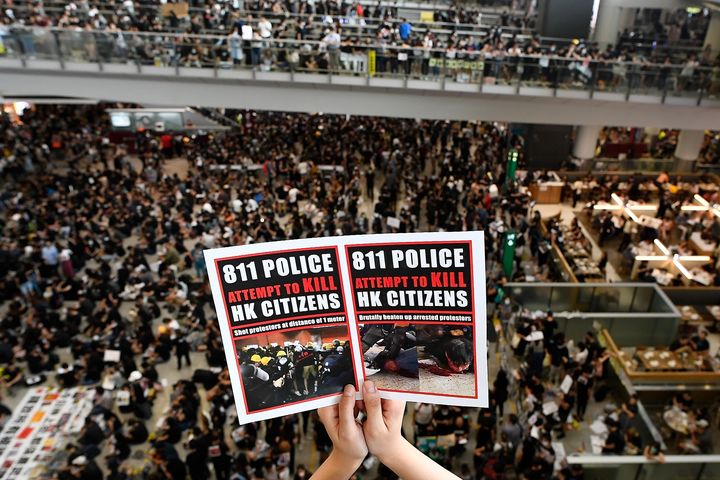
[41,240,59,278]
[575,368,593,420]
[365,162,376,200]
[322,27,341,71]
[493,369,509,418]
[399,18,412,41]
[175,333,192,370]
[617,218,635,253]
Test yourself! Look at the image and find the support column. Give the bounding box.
[537,0,594,39]
[617,7,636,35]
[593,0,622,48]
[674,129,705,171]
[704,11,720,50]
[573,125,602,159]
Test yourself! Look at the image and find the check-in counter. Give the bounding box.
[529,181,564,204]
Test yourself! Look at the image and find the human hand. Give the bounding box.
[318,384,367,466]
[360,380,407,463]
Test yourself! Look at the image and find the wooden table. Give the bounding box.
[637,348,682,371]
[637,347,712,372]
[679,305,701,323]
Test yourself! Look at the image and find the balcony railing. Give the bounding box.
[1,28,719,106]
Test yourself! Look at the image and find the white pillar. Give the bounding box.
[674,130,705,161]
[618,7,636,34]
[705,12,720,50]
[593,0,621,48]
[573,125,602,159]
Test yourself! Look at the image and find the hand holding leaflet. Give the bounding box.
[361,381,461,480]
[313,384,367,480]
[312,381,461,480]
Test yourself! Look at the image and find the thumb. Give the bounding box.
[362,381,384,431]
[339,384,357,432]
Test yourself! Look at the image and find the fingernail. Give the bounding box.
[343,384,355,397]
[364,381,376,393]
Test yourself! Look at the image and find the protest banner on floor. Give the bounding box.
[205,231,488,424]
[0,387,95,479]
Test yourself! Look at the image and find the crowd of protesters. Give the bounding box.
[2,1,719,93]
[1,101,717,479]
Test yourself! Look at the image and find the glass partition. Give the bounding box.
[506,283,676,314]
[570,458,720,480]
[506,283,680,345]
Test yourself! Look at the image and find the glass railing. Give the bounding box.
[570,157,678,173]
[1,28,718,104]
[504,282,680,346]
[567,455,720,480]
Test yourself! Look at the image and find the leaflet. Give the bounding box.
[205,231,488,424]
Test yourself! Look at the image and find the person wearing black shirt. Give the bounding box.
[620,394,639,431]
[549,333,569,383]
[433,406,456,436]
[70,456,104,480]
[208,429,231,480]
[185,428,210,480]
[156,449,187,480]
[127,418,148,445]
[493,369,509,417]
[602,420,625,454]
[584,331,601,362]
[691,330,710,352]
[575,369,593,420]
[0,362,23,392]
[542,311,558,340]
[557,394,575,439]
[79,417,105,446]
[670,335,692,352]
[175,334,192,370]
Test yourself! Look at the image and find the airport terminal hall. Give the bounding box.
[2,0,720,479]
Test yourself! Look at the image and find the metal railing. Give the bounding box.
[1,27,719,105]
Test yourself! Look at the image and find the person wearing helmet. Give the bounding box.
[270,348,294,404]
[241,356,271,412]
